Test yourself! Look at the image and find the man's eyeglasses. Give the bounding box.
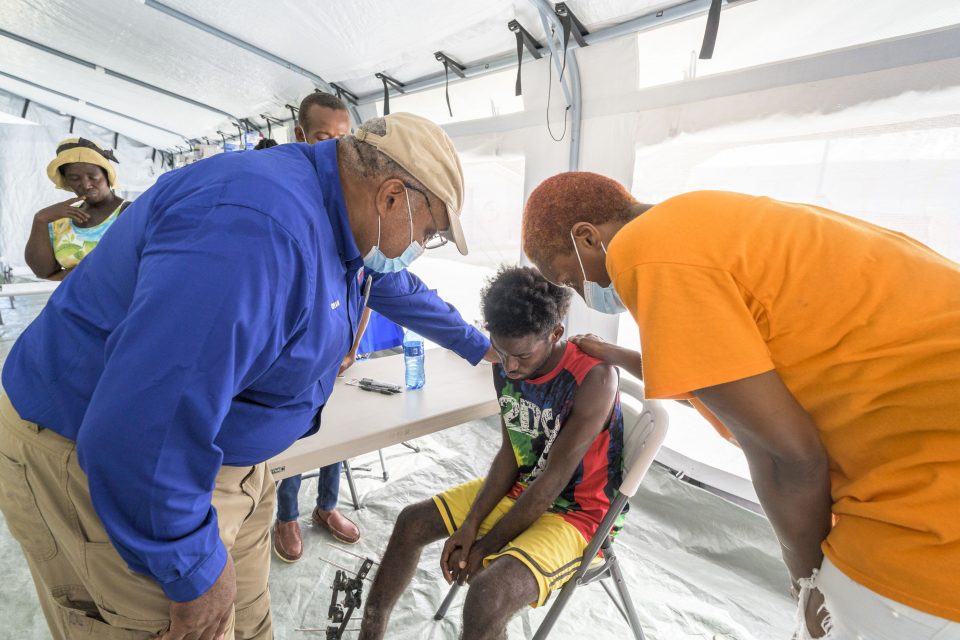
[404,183,449,250]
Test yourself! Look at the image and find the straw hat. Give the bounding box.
[46,137,119,190]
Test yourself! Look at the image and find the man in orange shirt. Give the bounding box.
[522,172,960,640]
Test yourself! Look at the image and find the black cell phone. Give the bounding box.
[359,378,401,394]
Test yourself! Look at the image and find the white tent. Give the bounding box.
[1,0,960,637]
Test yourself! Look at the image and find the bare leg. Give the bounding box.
[359,499,449,640]
[461,556,540,640]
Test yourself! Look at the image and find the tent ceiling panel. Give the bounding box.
[0,37,229,137]
[0,0,701,144]
[9,0,953,148]
[0,73,186,148]
[0,0,314,136]
[150,0,677,96]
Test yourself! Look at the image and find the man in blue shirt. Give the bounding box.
[0,113,493,640]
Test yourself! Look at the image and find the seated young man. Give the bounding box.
[359,266,625,640]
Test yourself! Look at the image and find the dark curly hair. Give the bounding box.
[522,171,638,266]
[481,266,572,339]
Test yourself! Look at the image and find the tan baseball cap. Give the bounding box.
[355,112,468,255]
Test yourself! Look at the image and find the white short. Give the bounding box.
[794,556,960,640]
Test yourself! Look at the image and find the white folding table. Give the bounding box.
[268,349,499,480]
[0,280,60,324]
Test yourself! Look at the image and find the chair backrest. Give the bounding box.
[617,377,669,498]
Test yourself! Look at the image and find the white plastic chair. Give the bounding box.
[434,377,669,639]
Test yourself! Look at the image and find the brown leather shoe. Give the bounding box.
[312,507,361,544]
[273,519,303,562]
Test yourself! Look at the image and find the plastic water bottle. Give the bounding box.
[403,328,425,389]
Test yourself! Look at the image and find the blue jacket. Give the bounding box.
[2,140,488,601]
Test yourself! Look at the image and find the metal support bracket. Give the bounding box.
[260,114,285,139]
[555,3,589,48]
[329,83,359,106]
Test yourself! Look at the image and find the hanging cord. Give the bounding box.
[546,26,570,143]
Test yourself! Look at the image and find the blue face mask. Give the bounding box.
[572,232,627,315]
[363,189,425,273]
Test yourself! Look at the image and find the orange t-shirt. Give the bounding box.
[608,191,960,621]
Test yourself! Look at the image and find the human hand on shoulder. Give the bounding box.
[569,334,621,364]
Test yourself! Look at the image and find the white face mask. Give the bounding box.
[571,231,627,315]
[362,189,425,273]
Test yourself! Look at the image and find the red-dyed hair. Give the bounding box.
[522,172,638,265]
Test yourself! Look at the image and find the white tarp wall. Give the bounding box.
[0,88,165,269]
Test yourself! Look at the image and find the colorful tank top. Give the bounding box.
[494,341,626,540]
[48,201,124,269]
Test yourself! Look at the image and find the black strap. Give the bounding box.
[699,0,722,59]
[330,83,358,106]
[375,74,406,116]
[508,21,543,98]
[443,62,452,117]
[434,52,466,118]
[381,75,390,115]
[284,104,298,128]
[514,29,524,96]
[554,3,588,83]
[118,200,132,215]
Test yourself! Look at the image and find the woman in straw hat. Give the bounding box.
[25,137,130,280]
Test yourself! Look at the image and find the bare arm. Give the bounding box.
[355,306,373,349]
[693,370,832,590]
[339,307,374,375]
[25,197,87,279]
[461,364,618,581]
[441,368,520,583]
[462,424,520,533]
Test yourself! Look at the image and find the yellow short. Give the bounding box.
[433,478,590,607]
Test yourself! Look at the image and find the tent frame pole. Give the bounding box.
[530,0,582,171]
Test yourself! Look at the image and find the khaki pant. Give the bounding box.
[0,393,275,639]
